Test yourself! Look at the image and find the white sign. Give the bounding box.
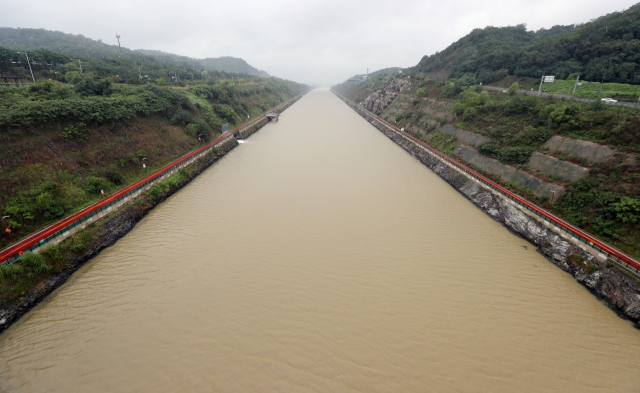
[544,76,555,83]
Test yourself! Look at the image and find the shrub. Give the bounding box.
[148,184,164,201]
[463,106,477,120]
[478,141,501,159]
[499,146,535,165]
[215,104,238,124]
[585,263,601,274]
[86,177,110,195]
[169,109,193,125]
[185,124,199,138]
[478,142,533,165]
[452,102,467,116]
[0,264,24,281]
[106,171,125,185]
[62,122,88,142]
[568,253,584,265]
[416,88,428,98]
[69,231,88,253]
[19,251,51,273]
[508,82,519,96]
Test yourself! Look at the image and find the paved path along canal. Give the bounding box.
[1,88,639,392]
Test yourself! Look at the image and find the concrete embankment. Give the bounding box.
[332,90,640,329]
[0,99,299,334]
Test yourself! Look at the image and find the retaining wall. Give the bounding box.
[440,124,491,147]
[542,135,615,164]
[453,146,565,199]
[528,152,589,182]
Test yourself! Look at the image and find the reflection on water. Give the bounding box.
[0,89,639,392]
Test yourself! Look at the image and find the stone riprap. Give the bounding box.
[528,152,589,182]
[333,90,640,329]
[440,125,491,147]
[454,145,565,200]
[543,135,614,164]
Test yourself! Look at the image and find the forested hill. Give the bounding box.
[136,50,269,77]
[0,27,269,77]
[411,3,640,84]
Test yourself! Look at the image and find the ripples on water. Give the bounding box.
[0,89,639,392]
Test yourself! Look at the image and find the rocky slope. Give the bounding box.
[334,91,640,329]
[361,79,411,114]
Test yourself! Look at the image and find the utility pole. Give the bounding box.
[538,72,545,96]
[572,75,580,96]
[598,70,607,98]
[116,34,122,58]
[18,52,36,83]
[70,59,82,73]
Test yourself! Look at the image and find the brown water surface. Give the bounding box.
[1,89,639,392]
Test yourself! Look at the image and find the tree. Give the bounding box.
[508,82,519,95]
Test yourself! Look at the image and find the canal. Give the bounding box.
[1,88,639,392]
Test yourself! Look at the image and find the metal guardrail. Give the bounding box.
[332,90,640,277]
[0,93,305,266]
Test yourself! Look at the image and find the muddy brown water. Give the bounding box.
[1,89,639,392]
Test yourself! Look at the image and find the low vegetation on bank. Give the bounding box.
[0,57,305,250]
[0,139,230,307]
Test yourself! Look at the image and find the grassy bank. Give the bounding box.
[0,137,236,313]
[0,77,305,250]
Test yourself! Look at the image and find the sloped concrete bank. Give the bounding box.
[0,109,285,334]
[333,90,640,329]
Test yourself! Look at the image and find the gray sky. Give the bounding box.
[2,0,638,85]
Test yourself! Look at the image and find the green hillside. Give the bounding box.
[136,49,269,77]
[0,46,243,84]
[0,27,268,77]
[412,3,640,85]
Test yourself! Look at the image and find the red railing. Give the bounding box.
[0,94,304,265]
[333,90,640,275]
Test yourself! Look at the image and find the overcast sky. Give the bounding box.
[2,0,638,85]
